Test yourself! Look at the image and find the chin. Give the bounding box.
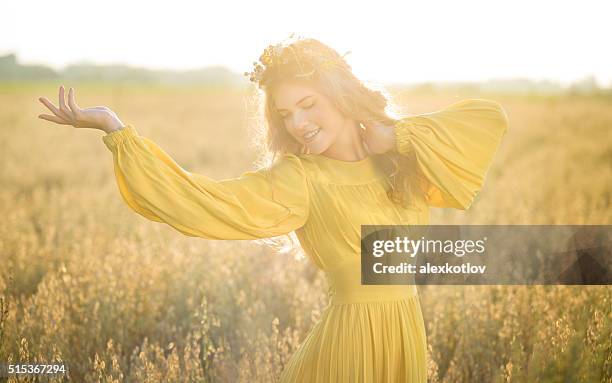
[305,141,330,155]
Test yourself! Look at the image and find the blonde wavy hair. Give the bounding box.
[244,35,424,256]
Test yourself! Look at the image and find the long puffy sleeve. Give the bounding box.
[394,98,509,210]
[102,125,310,240]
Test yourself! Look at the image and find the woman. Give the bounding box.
[38,36,508,382]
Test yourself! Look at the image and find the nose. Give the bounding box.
[288,110,309,132]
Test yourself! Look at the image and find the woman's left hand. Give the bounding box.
[360,120,397,154]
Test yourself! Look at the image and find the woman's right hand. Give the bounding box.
[38,85,125,133]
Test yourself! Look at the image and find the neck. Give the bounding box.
[321,120,369,161]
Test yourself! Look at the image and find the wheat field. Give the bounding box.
[0,83,610,382]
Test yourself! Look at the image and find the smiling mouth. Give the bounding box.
[303,128,321,142]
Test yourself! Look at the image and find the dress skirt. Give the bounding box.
[279,294,428,383]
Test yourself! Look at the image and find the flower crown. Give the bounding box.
[244,33,351,87]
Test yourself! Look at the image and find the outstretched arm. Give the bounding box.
[102,126,309,239]
[38,86,310,239]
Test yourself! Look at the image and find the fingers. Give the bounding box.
[38,114,71,125]
[67,87,81,115]
[38,97,68,125]
[57,86,75,122]
[38,96,64,118]
[38,86,79,125]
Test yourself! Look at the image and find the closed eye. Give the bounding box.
[279,101,315,119]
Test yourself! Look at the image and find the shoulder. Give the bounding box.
[266,153,313,182]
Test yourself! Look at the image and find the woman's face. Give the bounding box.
[271,80,349,155]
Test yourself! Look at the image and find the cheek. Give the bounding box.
[316,104,344,129]
[284,110,319,134]
[309,108,336,132]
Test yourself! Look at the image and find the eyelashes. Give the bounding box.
[280,102,316,120]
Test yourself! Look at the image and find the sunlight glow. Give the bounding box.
[2,0,610,86]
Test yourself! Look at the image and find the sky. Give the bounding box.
[2,0,611,87]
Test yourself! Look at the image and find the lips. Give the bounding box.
[303,128,321,143]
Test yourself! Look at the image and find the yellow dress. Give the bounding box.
[102,98,509,382]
